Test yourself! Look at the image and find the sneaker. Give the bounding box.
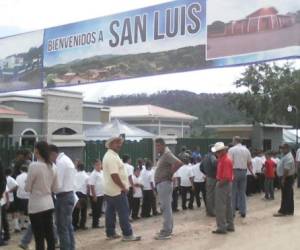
[106,234,122,240]
[154,233,172,240]
[227,227,235,232]
[122,235,142,242]
[18,244,29,250]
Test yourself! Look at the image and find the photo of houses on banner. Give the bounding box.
[0,30,43,92]
[207,0,300,59]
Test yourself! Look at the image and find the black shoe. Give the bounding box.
[92,225,104,229]
[212,229,227,234]
[227,228,235,232]
[3,236,10,241]
[240,213,246,218]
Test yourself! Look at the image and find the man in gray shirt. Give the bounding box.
[228,136,254,218]
[154,138,183,240]
[274,143,295,216]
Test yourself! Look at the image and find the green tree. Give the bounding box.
[229,63,300,125]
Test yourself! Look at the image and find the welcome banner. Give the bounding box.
[0,0,299,92]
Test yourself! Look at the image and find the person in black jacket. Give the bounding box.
[200,148,218,217]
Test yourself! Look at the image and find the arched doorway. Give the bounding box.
[20,129,37,147]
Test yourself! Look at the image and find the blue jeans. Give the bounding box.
[232,169,247,215]
[105,192,133,237]
[21,224,32,246]
[56,192,75,250]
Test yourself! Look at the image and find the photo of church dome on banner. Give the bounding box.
[207,0,300,66]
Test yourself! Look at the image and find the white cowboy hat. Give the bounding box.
[211,142,228,153]
[105,136,124,149]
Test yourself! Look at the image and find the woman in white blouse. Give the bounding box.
[25,141,59,250]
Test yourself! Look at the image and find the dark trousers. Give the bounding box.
[255,173,265,193]
[90,196,104,227]
[246,175,256,196]
[72,192,87,229]
[172,187,179,211]
[297,167,300,188]
[1,205,9,240]
[181,186,194,209]
[127,187,134,216]
[279,176,294,215]
[29,209,55,250]
[132,198,141,219]
[141,190,155,217]
[194,182,206,208]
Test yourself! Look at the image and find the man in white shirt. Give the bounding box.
[141,160,156,218]
[122,155,134,218]
[49,145,76,250]
[72,163,89,230]
[252,150,265,193]
[178,155,195,210]
[132,168,143,220]
[228,136,253,218]
[89,159,104,228]
[296,147,300,188]
[5,168,19,232]
[192,156,206,209]
[102,136,141,242]
[16,165,30,230]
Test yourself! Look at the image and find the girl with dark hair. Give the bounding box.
[25,141,59,250]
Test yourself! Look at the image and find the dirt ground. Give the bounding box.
[3,188,300,250]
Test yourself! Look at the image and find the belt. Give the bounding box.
[56,191,73,197]
[234,169,247,171]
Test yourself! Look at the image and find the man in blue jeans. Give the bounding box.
[228,136,254,218]
[154,138,183,240]
[102,136,141,242]
[49,145,76,250]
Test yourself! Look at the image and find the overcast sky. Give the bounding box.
[0,0,298,101]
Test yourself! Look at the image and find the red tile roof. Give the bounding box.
[0,106,27,116]
[247,7,278,18]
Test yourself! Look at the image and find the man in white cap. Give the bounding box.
[102,136,141,241]
[212,142,234,234]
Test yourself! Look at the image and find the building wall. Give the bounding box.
[100,110,110,123]
[42,91,83,136]
[263,128,283,150]
[83,107,101,122]
[116,118,193,138]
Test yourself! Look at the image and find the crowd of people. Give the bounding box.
[0,135,298,249]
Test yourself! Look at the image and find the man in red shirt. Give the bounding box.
[211,142,234,234]
[263,153,276,200]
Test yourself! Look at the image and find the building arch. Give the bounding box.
[52,127,77,135]
[20,128,38,147]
